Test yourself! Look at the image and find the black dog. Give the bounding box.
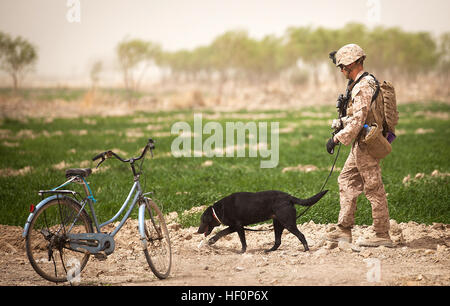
[197,190,328,253]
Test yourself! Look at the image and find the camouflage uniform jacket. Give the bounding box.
[335,70,380,147]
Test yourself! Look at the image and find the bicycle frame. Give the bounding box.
[22,175,149,254]
[93,179,143,236]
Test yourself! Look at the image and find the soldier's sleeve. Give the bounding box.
[335,79,374,146]
[340,115,351,127]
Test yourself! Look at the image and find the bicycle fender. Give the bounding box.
[138,202,148,249]
[22,195,77,238]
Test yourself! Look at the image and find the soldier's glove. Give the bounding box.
[331,119,343,131]
[326,138,336,154]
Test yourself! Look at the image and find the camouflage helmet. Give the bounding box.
[335,44,366,67]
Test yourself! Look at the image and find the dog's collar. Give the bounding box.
[211,206,222,224]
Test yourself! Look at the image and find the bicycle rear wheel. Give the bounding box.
[25,196,93,283]
[140,199,172,279]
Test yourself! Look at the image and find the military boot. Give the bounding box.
[357,232,393,248]
[326,225,352,243]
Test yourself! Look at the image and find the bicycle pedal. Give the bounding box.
[94,253,108,261]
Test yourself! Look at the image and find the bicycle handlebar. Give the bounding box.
[92,152,107,161]
[92,138,155,168]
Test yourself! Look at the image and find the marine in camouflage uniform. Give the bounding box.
[326,44,392,247]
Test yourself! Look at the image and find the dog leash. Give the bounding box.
[216,144,342,232]
[295,143,341,219]
[320,142,341,193]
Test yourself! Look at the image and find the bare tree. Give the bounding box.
[116,38,161,91]
[0,32,37,91]
[90,60,102,90]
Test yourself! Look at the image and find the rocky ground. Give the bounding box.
[1,218,449,286]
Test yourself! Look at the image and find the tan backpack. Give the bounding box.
[368,75,399,135]
[379,80,399,134]
[363,76,399,159]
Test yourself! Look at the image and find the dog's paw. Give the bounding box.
[264,247,277,253]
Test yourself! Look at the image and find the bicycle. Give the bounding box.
[22,138,172,283]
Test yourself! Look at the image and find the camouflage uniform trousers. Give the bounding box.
[337,142,390,233]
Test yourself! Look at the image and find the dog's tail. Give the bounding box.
[291,190,328,207]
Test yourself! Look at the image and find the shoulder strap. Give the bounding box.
[366,73,383,128]
[369,73,381,104]
[347,72,380,103]
[347,72,369,92]
[344,71,369,104]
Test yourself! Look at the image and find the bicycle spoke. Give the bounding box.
[141,200,172,279]
[26,197,92,283]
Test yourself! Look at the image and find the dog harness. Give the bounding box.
[211,206,222,224]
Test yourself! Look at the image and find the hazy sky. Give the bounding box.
[1,0,449,81]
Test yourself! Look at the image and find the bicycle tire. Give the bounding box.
[25,196,93,283]
[141,199,172,279]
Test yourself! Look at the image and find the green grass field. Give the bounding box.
[0,102,449,228]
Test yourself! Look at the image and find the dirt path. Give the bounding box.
[1,219,449,286]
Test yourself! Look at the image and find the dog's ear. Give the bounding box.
[204,206,214,220]
[197,206,213,234]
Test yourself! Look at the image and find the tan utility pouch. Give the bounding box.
[363,123,392,159]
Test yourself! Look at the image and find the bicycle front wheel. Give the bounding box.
[140,199,172,279]
[25,196,93,283]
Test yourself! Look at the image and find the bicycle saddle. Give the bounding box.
[65,168,92,178]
